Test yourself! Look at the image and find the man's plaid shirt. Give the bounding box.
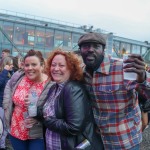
[83,53,150,149]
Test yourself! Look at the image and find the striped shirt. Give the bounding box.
[83,53,150,149]
[43,83,65,150]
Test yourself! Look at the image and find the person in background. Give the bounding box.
[1,49,10,59]
[0,56,14,150]
[36,49,103,150]
[18,56,24,70]
[138,93,149,131]
[11,56,24,72]
[78,32,150,150]
[138,64,150,131]
[3,50,53,150]
[12,56,19,72]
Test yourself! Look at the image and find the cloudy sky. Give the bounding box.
[0,0,150,42]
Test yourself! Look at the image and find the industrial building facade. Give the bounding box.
[0,9,150,63]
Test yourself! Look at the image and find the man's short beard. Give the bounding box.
[86,63,94,71]
[86,55,104,71]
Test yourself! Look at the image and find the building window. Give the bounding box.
[45,29,54,49]
[54,30,63,48]
[143,51,150,62]
[2,22,14,43]
[113,41,120,56]
[120,42,126,55]
[106,34,113,55]
[25,25,35,46]
[72,33,81,50]
[63,32,71,49]
[14,24,26,45]
[35,27,45,47]
[12,46,24,57]
[120,42,131,55]
[141,47,147,55]
[113,41,120,51]
[126,44,131,53]
[132,45,140,54]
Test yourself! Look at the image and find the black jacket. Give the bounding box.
[38,81,103,150]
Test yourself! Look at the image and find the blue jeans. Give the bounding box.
[9,134,45,150]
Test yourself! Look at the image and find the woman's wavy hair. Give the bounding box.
[46,48,83,81]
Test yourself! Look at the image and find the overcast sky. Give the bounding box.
[0,0,150,42]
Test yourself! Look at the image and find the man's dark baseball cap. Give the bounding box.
[78,32,106,47]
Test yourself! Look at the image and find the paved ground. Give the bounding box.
[6,136,13,150]
[140,124,150,150]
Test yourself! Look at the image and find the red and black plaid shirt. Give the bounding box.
[84,54,150,149]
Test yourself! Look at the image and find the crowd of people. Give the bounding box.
[0,32,150,150]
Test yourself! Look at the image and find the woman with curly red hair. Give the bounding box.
[36,49,103,150]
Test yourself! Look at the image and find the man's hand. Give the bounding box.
[24,117,38,128]
[123,54,146,83]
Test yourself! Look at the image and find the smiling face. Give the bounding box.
[80,42,104,71]
[50,54,71,83]
[24,56,43,82]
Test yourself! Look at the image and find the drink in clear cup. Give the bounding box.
[28,88,38,117]
[76,139,91,149]
[123,54,137,80]
[28,105,37,117]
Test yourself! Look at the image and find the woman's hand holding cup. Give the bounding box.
[24,94,30,108]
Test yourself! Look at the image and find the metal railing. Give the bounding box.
[0,9,109,34]
[0,9,81,28]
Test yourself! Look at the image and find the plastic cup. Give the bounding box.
[76,139,91,149]
[28,89,38,117]
[28,105,37,117]
[123,54,137,80]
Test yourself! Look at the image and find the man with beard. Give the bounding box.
[78,32,150,150]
